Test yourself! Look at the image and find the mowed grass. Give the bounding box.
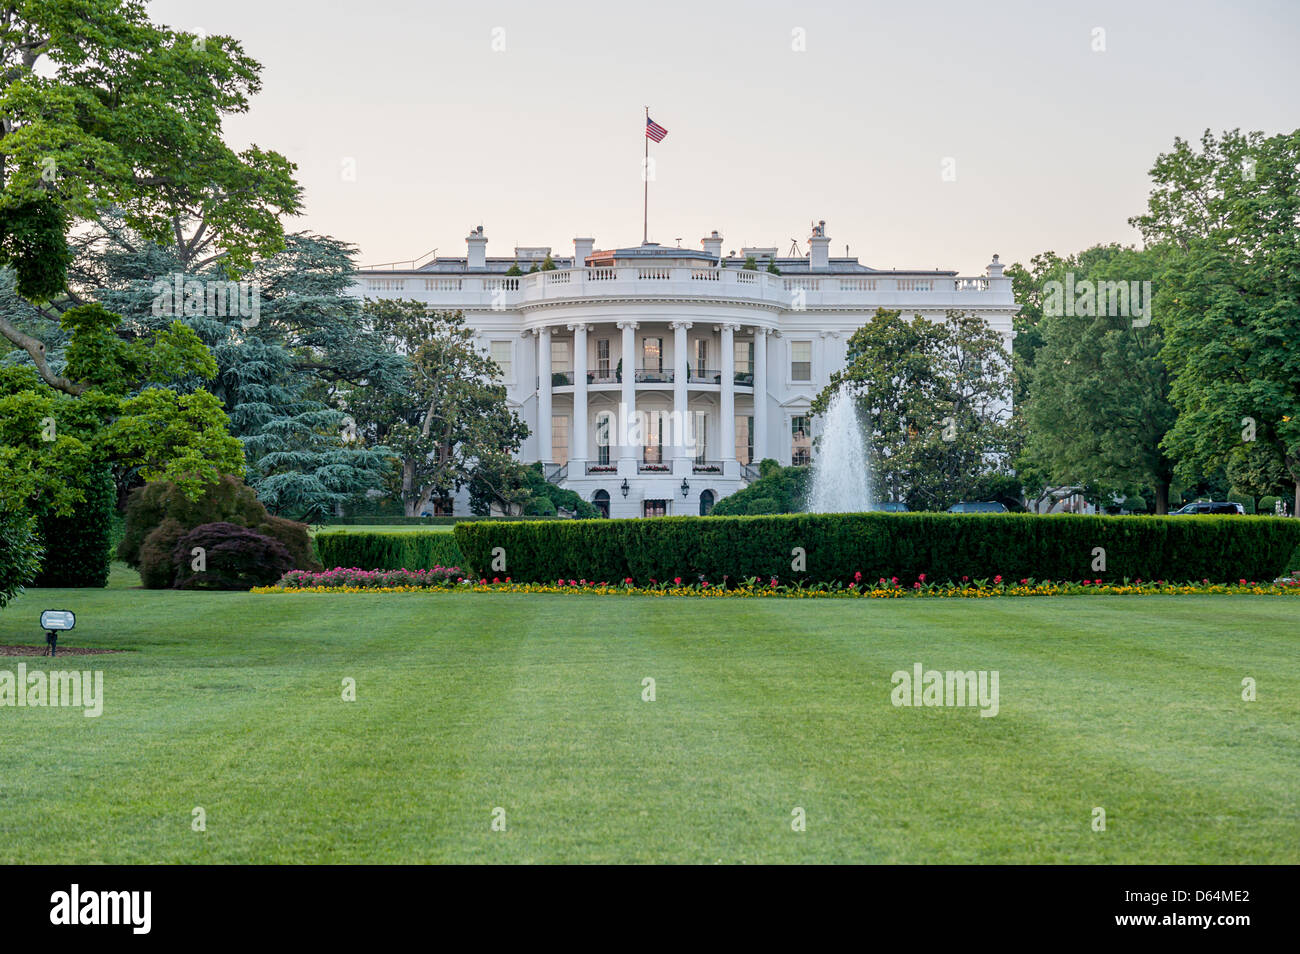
[0,567,1296,864]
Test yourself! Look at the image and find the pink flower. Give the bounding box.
[918,573,926,582]
[994,575,1002,584]
[673,577,682,585]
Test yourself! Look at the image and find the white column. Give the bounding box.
[618,321,637,469]
[720,323,737,475]
[753,328,768,463]
[671,320,690,468]
[537,327,552,464]
[571,323,588,465]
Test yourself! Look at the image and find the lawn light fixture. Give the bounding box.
[621,479,630,497]
[681,478,690,498]
[40,610,75,657]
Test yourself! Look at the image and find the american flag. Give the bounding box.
[645,116,668,142]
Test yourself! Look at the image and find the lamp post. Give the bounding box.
[40,610,75,657]
[621,478,630,498]
[681,478,690,498]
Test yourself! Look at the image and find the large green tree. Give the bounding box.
[1018,245,1178,512]
[348,303,528,517]
[812,309,1015,511]
[1130,128,1300,515]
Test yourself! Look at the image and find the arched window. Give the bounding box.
[698,489,716,516]
[592,489,610,519]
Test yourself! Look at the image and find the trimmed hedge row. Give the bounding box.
[318,515,564,526]
[315,531,465,570]
[452,512,1300,585]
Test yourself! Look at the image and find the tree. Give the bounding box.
[0,0,299,343]
[1130,128,1300,515]
[52,221,404,519]
[348,303,528,516]
[812,309,1014,510]
[1018,245,1178,512]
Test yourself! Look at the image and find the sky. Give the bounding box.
[153,0,1300,275]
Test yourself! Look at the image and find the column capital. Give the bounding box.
[616,320,639,330]
[566,322,592,333]
[752,326,775,337]
[713,322,742,333]
[819,330,841,339]
[669,320,693,330]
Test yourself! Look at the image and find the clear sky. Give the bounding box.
[153,0,1299,274]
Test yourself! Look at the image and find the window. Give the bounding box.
[698,489,716,516]
[552,415,569,465]
[643,410,664,462]
[595,412,611,465]
[551,338,571,373]
[693,411,708,463]
[643,499,668,518]
[489,340,513,381]
[735,339,754,374]
[597,339,610,377]
[791,415,811,465]
[695,338,709,374]
[642,337,663,373]
[790,341,812,382]
[735,415,753,464]
[592,489,610,519]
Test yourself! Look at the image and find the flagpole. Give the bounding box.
[643,106,649,245]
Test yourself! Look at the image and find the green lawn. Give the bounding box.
[1,567,1296,863]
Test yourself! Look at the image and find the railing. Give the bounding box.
[740,463,760,482]
[733,372,754,387]
[692,460,724,474]
[638,458,672,474]
[585,461,618,475]
[686,368,722,384]
[357,266,1008,308]
[634,368,673,383]
[587,370,619,385]
[542,463,568,483]
[550,371,574,386]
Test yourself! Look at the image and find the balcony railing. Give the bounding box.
[585,461,618,475]
[692,460,723,474]
[358,265,1012,310]
[686,368,721,384]
[550,371,574,386]
[634,367,673,384]
[638,456,671,474]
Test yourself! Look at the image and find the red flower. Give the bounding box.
[854,571,863,582]
[919,573,926,582]
[673,577,682,585]
[993,575,1002,584]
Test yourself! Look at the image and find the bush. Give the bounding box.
[314,531,464,571]
[0,508,43,608]
[139,518,188,589]
[710,464,811,516]
[524,495,557,516]
[34,466,114,588]
[171,523,294,591]
[121,475,319,587]
[1122,496,1148,513]
[453,512,1300,585]
[1258,496,1284,516]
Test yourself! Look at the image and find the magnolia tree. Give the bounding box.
[811,309,1015,511]
[346,302,528,517]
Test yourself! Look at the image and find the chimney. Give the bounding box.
[466,225,487,269]
[701,230,723,261]
[808,220,830,270]
[573,236,595,267]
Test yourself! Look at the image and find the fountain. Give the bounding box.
[807,386,874,513]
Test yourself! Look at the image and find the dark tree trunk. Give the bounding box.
[1155,480,1170,515]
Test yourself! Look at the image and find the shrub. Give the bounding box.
[120,475,319,582]
[314,531,465,571]
[1258,496,1285,516]
[0,508,43,608]
[524,495,557,516]
[34,466,114,588]
[171,522,294,591]
[453,512,1300,585]
[711,464,810,516]
[139,518,188,589]
[1122,496,1148,513]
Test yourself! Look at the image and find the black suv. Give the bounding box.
[1170,501,1245,515]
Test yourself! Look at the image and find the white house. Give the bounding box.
[354,221,1017,518]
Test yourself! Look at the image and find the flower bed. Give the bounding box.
[255,568,1300,598]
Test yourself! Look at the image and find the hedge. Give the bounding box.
[452,512,1300,585]
[34,466,114,588]
[316,515,564,527]
[315,531,465,570]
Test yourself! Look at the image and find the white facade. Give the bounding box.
[355,222,1017,518]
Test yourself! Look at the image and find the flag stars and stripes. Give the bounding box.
[646,117,668,142]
